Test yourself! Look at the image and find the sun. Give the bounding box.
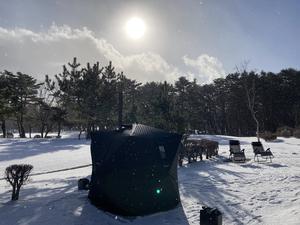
[125,17,146,40]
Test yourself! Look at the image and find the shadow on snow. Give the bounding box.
[0,138,90,162]
[178,156,261,225]
[0,176,189,225]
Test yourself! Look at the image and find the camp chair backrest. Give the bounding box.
[252,142,265,154]
[229,140,241,153]
[229,140,240,145]
[230,145,241,153]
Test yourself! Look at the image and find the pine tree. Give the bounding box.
[0,72,12,137]
[5,71,42,138]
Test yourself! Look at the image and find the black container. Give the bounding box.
[200,206,222,225]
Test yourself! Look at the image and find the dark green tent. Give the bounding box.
[88,124,182,216]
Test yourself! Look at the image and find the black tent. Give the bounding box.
[88,124,182,216]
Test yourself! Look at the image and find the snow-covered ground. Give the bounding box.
[0,133,299,225]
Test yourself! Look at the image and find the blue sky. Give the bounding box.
[0,0,299,83]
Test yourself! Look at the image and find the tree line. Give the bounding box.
[0,57,299,138]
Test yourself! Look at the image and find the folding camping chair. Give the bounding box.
[252,141,274,162]
[229,140,246,162]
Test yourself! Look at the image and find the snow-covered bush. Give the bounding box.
[6,132,14,138]
[277,126,293,138]
[261,131,277,141]
[293,128,300,138]
[5,164,33,200]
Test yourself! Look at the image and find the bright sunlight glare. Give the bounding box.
[125,17,146,40]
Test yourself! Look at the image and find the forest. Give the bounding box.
[0,57,299,138]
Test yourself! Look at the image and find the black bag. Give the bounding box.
[78,178,90,190]
[200,206,222,225]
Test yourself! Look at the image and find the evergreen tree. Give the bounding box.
[5,71,41,138]
[0,72,12,137]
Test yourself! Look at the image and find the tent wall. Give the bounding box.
[88,124,182,216]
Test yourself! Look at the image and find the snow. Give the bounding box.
[0,133,299,225]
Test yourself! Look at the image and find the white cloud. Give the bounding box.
[0,24,225,84]
[183,54,226,83]
[0,24,182,83]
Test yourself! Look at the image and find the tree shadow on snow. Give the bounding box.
[266,139,284,143]
[266,163,288,168]
[178,157,262,225]
[0,138,90,162]
[0,176,189,225]
[240,164,262,169]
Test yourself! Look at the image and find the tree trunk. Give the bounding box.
[40,123,45,138]
[45,124,53,138]
[15,186,21,201]
[45,129,50,138]
[238,127,241,137]
[295,105,300,127]
[16,120,21,138]
[254,114,260,142]
[11,184,17,201]
[17,120,26,138]
[57,121,61,137]
[1,119,6,138]
[243,75,260,141]
[29,125,32,138]
[18,115,26,138]
[86,124,91,140]
[20,126,26,138]
[118,91,123,128]
[78,128,84,140]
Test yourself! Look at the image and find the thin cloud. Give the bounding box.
[0,24,182,83]
[0,24,225,84]
[183,54,226,83]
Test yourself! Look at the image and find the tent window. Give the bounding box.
[159,146,166,159]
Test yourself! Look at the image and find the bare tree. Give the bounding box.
[236,61,260,141]
[243,74,260,141]
[5,164,33,200]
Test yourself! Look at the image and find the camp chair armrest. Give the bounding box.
[266,148,271,152]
